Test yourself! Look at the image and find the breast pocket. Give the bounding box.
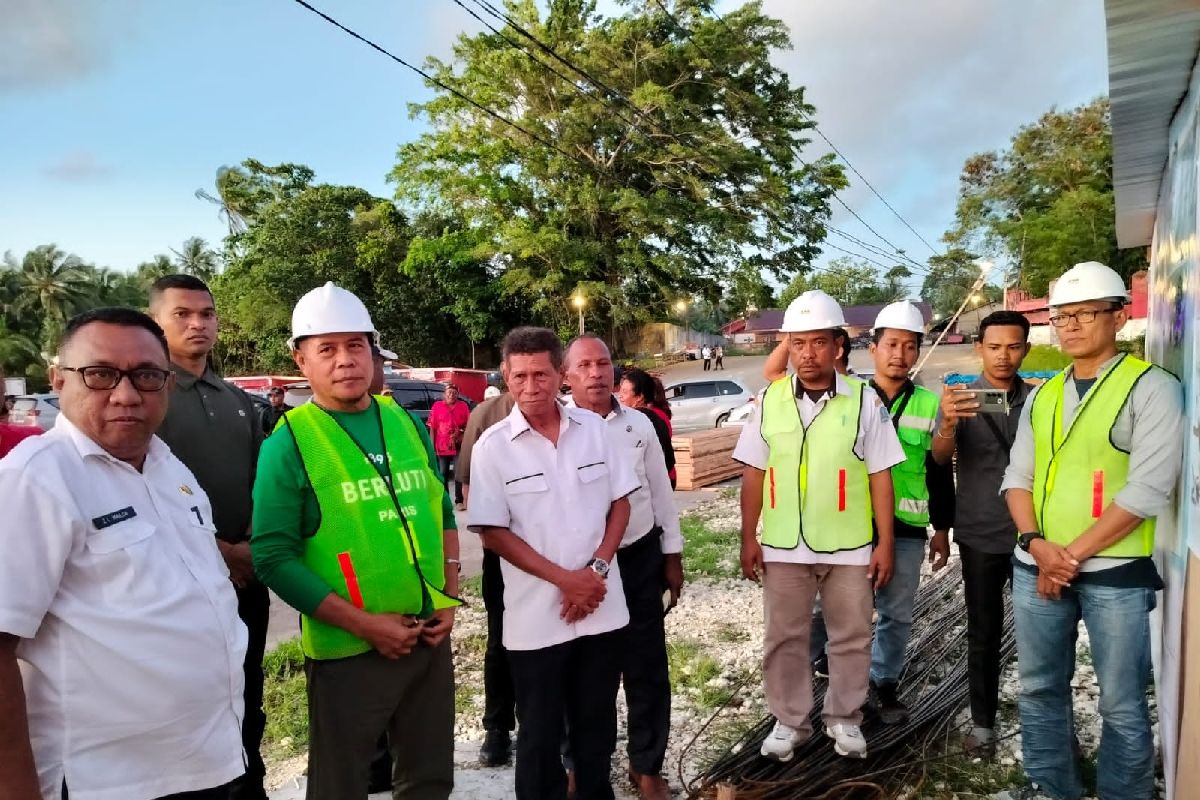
[86,520,156,554]
[504,472,549,496]
[576,462,610,485]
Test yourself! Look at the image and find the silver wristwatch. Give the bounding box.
[586,557,610,578]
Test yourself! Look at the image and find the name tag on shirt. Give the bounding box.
[92,506,137,530]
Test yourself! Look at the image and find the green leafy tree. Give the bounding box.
[948,97,1140,296]
[778,257,908,307]
[919,246,1000,318]
[171,237,222,283]
[390,0,846,335]
[8,245,92,352]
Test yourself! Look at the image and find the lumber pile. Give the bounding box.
[672,427,741,490]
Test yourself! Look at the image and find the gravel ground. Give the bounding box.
[265,492,1163,799]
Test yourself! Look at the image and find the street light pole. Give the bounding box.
[573,293,586,335]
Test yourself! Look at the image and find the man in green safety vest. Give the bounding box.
[1002,261,1183,800]
[734,290,905,762]
[251,282,461,800]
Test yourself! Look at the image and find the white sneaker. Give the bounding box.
[760,720,804,762]
[824,723,867,759]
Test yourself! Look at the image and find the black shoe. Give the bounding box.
[868,680,909,724]
[366,755,392,794]
[479,729,512,767]
[812,654,829,679]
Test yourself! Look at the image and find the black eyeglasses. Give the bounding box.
[60,366,171,392]
[1048,308,1117,328]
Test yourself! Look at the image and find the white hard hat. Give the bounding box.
[288,282,377,349]
[781,290,846,333]
[1048,262,1129,307]
[872,300,926,334]
[484,385,501,399]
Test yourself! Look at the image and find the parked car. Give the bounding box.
[9,394,60,430]
[664,377,752,430]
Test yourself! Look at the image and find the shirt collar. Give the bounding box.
[1064,353,1125,380]
[792,372,855,400]
[170,362,225,391]
[54,412,169,470]
[563,394,623,419]
[506,398,575,440]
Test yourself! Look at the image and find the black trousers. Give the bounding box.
[509,629,624,800]
[617,530,671,775]
[231,582,270,800]
[436,454,463,504]
[481,549,517,733]
[959,541,1013,729]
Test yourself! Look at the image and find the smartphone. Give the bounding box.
[954,387,1008,415]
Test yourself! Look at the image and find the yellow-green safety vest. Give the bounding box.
[1030,354,1155,558]
[882,384,939,527]
[759,376,873,553]
[286,396,462,660]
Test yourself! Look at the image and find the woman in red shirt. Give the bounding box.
[617,368,677,489]
[426,383,470,506]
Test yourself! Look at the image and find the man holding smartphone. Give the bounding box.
[932,310,1032,753]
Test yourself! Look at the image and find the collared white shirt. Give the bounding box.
[467,402,640,650]
[565,396,683,553]
[0,415,247,800]
[732,373,905,566]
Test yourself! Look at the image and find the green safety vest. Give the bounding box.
[286,397,462,660]
[759,376,872,552]
[1030,354,1155,558]
[881,384,939,527]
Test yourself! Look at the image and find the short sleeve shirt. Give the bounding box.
[732,374,905,565]
[0,415,247,800]
[467,403,640,650]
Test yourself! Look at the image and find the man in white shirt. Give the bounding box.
[563,335,682,800]
[734,291,904,762]
[0,307,247,800]
[468,326,639,800]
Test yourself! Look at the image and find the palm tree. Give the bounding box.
[170,237,221,282]
[15,245,92,352]
[0,317,40,375]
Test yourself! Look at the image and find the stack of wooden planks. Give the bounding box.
[672,427,741,490]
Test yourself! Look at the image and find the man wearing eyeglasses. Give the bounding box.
[1001,261,1183,800]
[0,307,247,799]
[151,275,270,800]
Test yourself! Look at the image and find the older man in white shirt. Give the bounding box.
[563,335,682,800]
[0,307,247,800]
[469,326,639,800]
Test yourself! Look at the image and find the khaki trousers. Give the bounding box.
[762,563,873,735]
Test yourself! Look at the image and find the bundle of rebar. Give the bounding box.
[687,561,1017,799]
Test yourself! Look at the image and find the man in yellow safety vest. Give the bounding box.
[734,290,904,762]
[1002,261,1183,800]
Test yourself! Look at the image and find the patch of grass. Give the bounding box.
[1022,345,1072,372]
[668,638,734,709]
[459,573,483,599]
[715,622,750,644]
[681,514,740,579]
[262,638,308,757]
[456,681,481,714]
[907,753,1027,798]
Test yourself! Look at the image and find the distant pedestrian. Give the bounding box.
[0,307,247,800]
[701,345,712,371]
[468,326,638,800]
[150,274,270,800]
[714,345,724,370]
[261,387,291,435]
[427,383,470,507]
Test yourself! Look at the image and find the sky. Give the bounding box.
[0,0,1109,294]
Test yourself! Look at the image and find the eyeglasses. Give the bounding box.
[60,366,171,392]
[1048,308,1116,328]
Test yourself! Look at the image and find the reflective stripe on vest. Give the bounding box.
[288,396,461,660]
[887,385,939,527]
[759,377,872,552]
[1030,355,1155,557]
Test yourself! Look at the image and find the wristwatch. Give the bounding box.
[586,557,610,578]
[1017,531,1044,552]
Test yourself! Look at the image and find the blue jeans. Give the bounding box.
[1012,567,1156,800]
[869,537,925,685]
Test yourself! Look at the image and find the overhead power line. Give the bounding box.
[287,0,590,172]
[656,0,936,270]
